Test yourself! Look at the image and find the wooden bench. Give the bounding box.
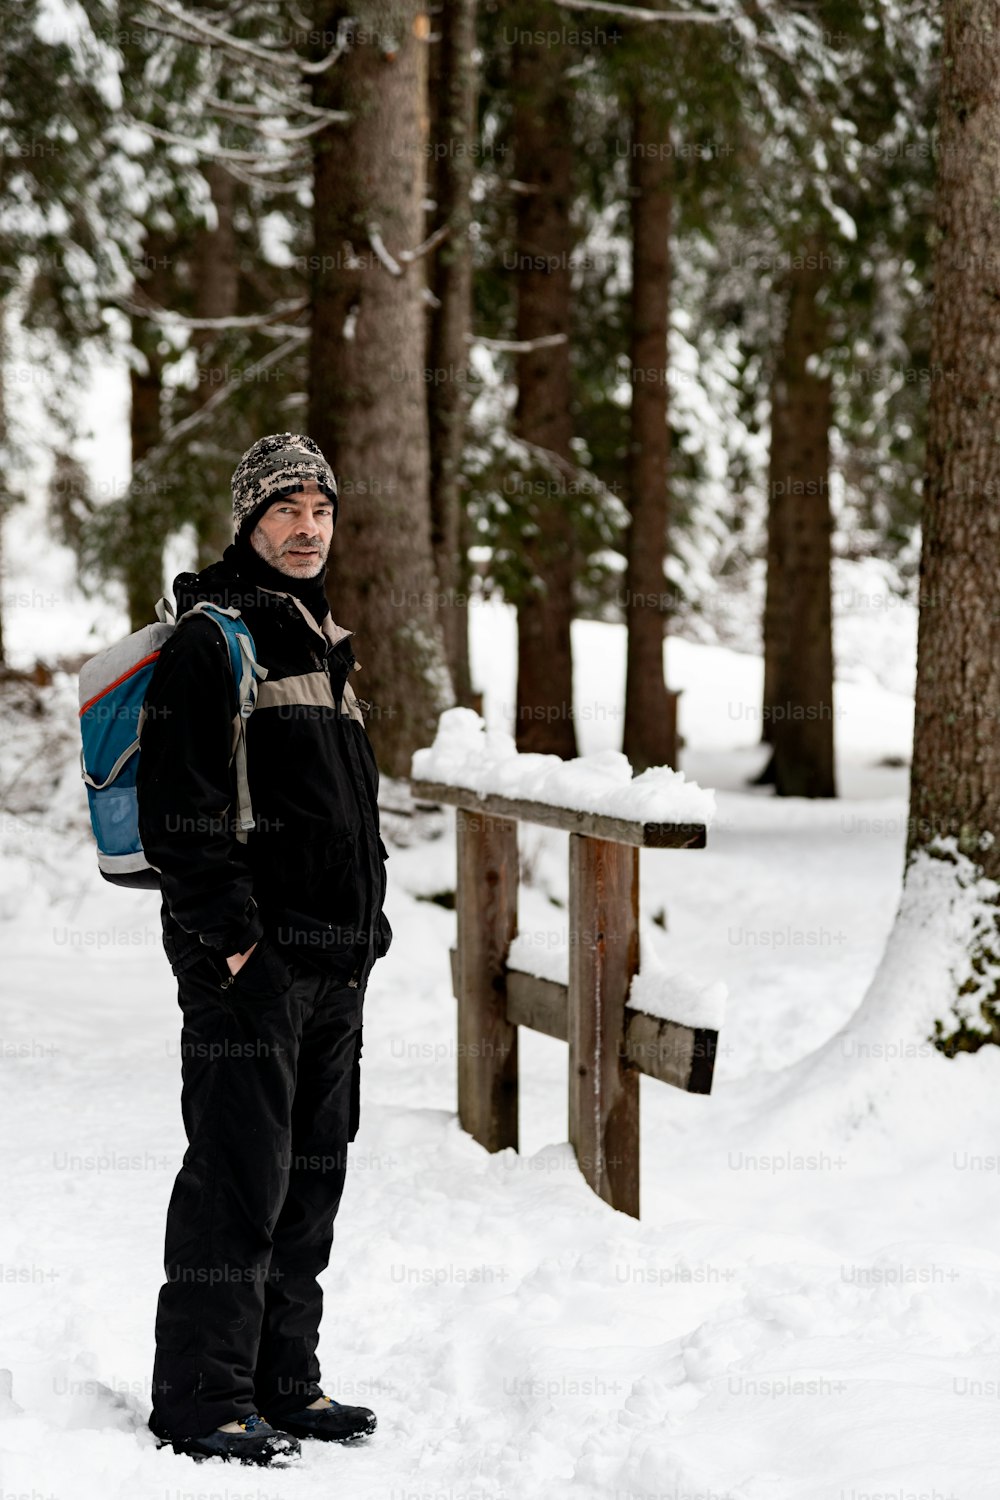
[409,779,718,1219]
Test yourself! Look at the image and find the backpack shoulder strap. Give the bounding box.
[174,602,267,842]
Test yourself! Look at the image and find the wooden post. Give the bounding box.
[455,808,519,1151]
[568,833,640,1217]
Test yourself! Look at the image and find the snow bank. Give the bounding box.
[411,707,716,826]
[710,842,1000,1164]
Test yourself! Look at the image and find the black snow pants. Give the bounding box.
[149,944,365,1439]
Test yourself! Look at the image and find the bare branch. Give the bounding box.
[397,221,451,264]
[513,435,622,510]
[204,95,348,129]
[549,0,823,67]
[131,119,306,173]
[215,158,308,196]
[219,109,347,142]
[134,3,362,106]
[286,1,314,30]
[137,0,299,70]
[118,295,308,337]
[297,17,354,74]
[127,334,304,487]
[133,16,236,52]
[367,221,452,277]
[251,323,310,341]
[550,0,727,20]
[256,77,348,118]
[467,332,568,353]
[367,226,403,275]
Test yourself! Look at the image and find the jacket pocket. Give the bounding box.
[271,907,359,982]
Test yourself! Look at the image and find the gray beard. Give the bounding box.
[251,531,328,577]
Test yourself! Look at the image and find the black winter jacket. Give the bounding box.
[136,557,391,992]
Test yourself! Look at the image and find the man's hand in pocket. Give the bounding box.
[226,943,258,976]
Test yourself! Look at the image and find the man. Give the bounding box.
[137,433,391,1467]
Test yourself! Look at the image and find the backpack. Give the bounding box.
[78,598,267,888]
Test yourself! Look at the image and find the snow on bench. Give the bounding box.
[411,707,716,845]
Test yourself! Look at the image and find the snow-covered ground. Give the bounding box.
[2,583,998,1500]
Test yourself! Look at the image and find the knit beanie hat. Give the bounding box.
[231,433,339,539]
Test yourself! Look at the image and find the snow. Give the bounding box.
[508,915,727,1033]
[3,588,1000,1498]
[412,708,717,827]
[508,929,571,988]
[629,966,727,1033]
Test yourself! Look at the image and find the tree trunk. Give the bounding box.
[510,6,578,758]
[309,1,453,776]
[763,237,837,798]
[622,89,677,774]
[125,228,174,630]
[910,0,1000,887]
[426,0,476,706]
[0,304,9,669]
[192,163,240,566]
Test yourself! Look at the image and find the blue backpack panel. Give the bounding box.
[78,599,266,888]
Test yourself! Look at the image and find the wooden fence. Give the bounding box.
[409,777,719,1219]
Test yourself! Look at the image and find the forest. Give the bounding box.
[1,0,931,768]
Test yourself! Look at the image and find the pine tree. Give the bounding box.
[0,0,121,661]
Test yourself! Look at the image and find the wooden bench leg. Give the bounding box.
[568,832,640,1217]
[455,809,519,1152]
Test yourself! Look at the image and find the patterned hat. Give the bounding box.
[231,433,338,538]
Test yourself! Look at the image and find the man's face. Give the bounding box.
[250,481,334,578]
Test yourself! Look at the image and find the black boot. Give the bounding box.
[151,1411,301,1466]
[276,1395,376,1443]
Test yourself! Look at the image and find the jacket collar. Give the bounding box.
[173,559,354,648]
